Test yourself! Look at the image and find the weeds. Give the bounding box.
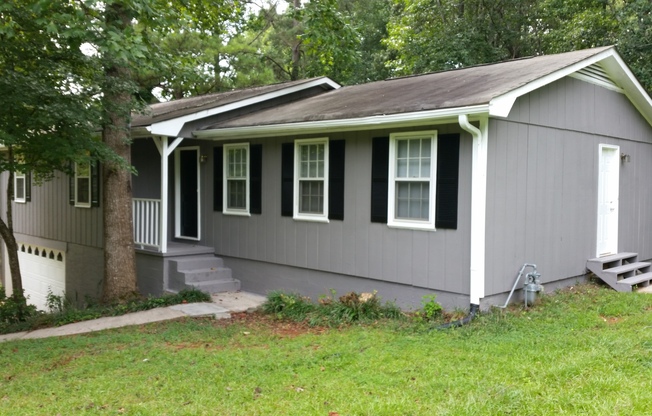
[262,289,404,326]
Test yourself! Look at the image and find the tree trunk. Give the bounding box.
[0,149,27,316]
[101,2,138,303]
[0,165,25,301]
[291,0,302,80]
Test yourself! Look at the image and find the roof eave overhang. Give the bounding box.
[193,105,491,140]
[143,78,341,138]
[489,47,652,126]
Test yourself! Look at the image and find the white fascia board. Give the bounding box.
[489,48,621,118]
[599,53,652,127]
[194,105,490,140]
[148,78,341,137]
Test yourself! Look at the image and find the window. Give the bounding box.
[223,143,250,215]
[14,172,26,203]
[294,138,329,221]
[75,163,91,207]
[70,162,99,208]
[388,131,437,229]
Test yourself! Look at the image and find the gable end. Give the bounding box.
[569,62,624,93]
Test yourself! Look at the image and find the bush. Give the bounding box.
[0,287,39,324]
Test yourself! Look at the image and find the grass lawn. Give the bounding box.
[1,284,652,415]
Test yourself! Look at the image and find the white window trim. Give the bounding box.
[74,162,92,208]
[293,137,329,223]
[388,130,438,230]
[223,143,251,216]
[14,172,26,203]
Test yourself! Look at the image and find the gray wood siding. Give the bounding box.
[3,171,103,248]
[485,76,652,295]
[213,126,473,294]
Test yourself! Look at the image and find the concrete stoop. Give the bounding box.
[169,255,241,294]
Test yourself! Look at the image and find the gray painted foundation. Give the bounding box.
[222,255,469,310]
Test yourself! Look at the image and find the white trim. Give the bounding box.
[293,138,329,222]
[387,131,438,230]
[149,78,340,137]
[14,172,26,203]
[74,162,92,208]
[459,114,488,306]
[568,72,624,93]
[194,105,491,140]
[223,143,251,216]
[174,146,201,241]
[596,144,620,257]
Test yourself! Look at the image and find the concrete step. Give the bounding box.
[172,256,224,271]
[187,279,241,293]
[183,267,232,283]
[168,254,239,295]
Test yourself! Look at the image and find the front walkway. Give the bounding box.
[0,291,266,343]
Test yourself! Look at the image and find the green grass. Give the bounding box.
[1,283,652,415]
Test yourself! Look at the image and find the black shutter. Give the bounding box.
[250,144,262,214]
[328,139,345,220]
[370,137,389,223]
[435,133,460,229]
[281,142,294,217]
[69,162,75,205]
[25,172,31,202]
[213,146,223,211]
[91,162,100,207]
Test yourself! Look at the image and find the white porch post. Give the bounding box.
[152,136,185,254]
[459,114,488,306]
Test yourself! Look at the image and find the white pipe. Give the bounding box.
[458,114,488,306]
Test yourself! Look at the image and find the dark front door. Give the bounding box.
[176,147,200,240]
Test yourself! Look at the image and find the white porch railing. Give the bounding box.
[133,198,161,250]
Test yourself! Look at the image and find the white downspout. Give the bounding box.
[458,114,488,306]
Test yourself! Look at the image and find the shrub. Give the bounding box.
[0,287,39,324]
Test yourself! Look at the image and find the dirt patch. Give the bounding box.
[213,312,328,338]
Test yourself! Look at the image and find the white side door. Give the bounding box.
[596,144,620,257]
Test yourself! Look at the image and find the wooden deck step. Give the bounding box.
[603,262,651,276]
[620,272,652,287]
[588,252,637,263]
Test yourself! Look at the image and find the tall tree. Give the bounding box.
[0,0,111,314]
[1,0,243,307]
[89,0,242,302]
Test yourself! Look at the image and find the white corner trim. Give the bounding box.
[149,78,340,137]
[459,114,488,306]
[195,105,490,140]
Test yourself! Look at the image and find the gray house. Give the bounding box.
[3,46,652,311]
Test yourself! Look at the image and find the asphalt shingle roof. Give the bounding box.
[201,46,613,130]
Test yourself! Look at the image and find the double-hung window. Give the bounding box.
[294,138,329,221]
[75,162,92,208]
[223,143,250,215]
[14,172,26,203]
[388,131,437,230]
